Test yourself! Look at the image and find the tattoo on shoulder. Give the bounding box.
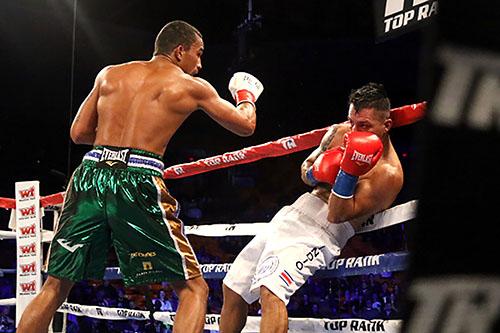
[319,126,338,152]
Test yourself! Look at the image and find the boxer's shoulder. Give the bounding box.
[322,123,351,150]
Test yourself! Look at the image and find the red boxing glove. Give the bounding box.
[306,147,343,185]
[390,102,426,128]
[332,132,383,199]
[340,131,383,176]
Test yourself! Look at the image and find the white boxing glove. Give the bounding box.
[228,72,264,108]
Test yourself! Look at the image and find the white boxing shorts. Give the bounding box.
[223,192,355,305]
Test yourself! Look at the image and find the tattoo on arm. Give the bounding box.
[300,125,339,182]
[318,126,338,153]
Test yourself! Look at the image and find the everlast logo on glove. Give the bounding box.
[351,150,374,165]
[97,148,130,169]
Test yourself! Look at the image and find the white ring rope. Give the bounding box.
[0,298,16,306]
[0,298,403,332]
[0,200,416,241]
[56,302,403,333]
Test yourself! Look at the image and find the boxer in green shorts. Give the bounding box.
[47,146,201,286]
[18,20,263,333]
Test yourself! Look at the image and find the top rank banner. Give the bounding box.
[373,0,438,42]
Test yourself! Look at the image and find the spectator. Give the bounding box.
[96,280,118,300]
[0,306,14,333]
[371,293,382,311]
[152,289,173,312]
[116,288,130,309]
[123,319,145,333]
[359,300,380,320]
[65,314,79,333]
[382,301,399,319]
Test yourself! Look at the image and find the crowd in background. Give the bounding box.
[0,271,404,333]
[0,223,406,333]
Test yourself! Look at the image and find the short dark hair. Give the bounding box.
[154,20,202,56]
[348,82,391,113]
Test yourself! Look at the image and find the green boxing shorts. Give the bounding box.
[47,146,201,286]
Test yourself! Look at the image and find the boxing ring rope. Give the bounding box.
[0,102,425,332]
[0,199,417,241]
[0,102,426,210]
[53,303,403,332]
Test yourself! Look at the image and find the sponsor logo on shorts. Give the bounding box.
[254,256,279,281]
[142,261,153,270]
[135,269,162,278]
[100,148,129,163]
[57,239,84,253]
[295,246,324,270]
[104,161,120,167]
[96,148,130,169]
[279,270,294,287]
[130,251,157,258]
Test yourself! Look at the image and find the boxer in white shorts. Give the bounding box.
[220,83,405,333]
[225,193,355,306]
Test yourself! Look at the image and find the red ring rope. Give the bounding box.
[0,102,425,209]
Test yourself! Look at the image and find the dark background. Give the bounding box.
[0,0,426,205]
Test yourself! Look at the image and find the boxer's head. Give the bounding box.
[154,20,204,75]
[347,82,392,138]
